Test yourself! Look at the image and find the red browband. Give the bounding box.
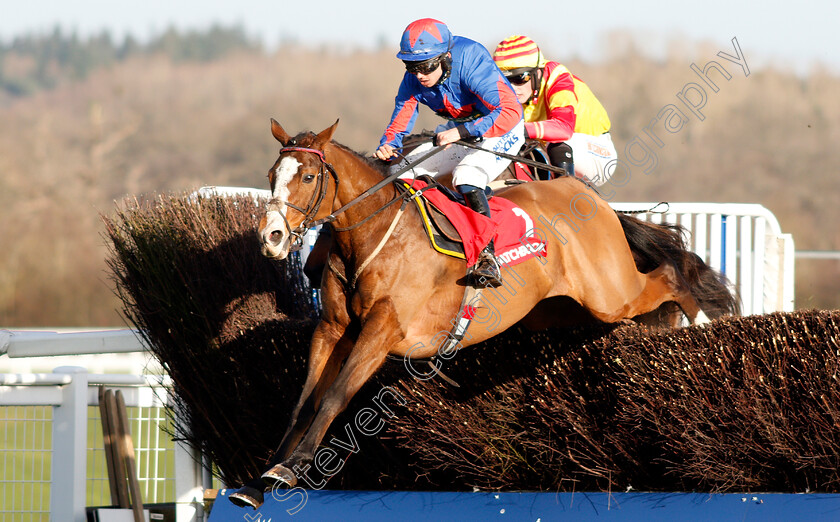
[279,147,326,162]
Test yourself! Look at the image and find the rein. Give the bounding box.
[273,140,445,247]
[451,136,603,196]
[276,131,608,247]
[616,202,670,214]
[413,130,574,179]
[309,143,445,228]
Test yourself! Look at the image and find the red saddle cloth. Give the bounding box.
[405,179,547,268]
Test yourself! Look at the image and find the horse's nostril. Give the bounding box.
[269,231,283,245]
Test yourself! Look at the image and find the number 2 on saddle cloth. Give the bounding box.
[399,178,547,270]
[405,139,559,267]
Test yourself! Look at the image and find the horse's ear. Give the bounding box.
[270,118,291,145]
[314,119,340,149]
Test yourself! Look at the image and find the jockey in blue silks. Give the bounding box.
[374,18,525,287]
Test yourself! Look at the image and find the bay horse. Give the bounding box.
[230,119,737,508]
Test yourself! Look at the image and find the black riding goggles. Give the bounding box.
[506,69,535,86]
[404,56,442,75]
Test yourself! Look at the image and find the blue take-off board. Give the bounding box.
[209,488,840,521]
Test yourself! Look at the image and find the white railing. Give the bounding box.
[611,202,795,315]
[0,330,210,522]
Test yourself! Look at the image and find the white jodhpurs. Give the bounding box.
[564,131,618,186]
[392,120,525,190]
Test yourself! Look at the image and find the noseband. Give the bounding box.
[267,145,339,250]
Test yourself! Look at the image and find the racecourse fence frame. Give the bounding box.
[0,330,212,522]
[0,196,794,521]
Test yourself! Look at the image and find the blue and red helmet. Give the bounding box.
[397,18,452,61]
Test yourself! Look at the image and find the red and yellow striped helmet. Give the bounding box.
[493,35,546,71]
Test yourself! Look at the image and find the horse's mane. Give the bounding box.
[289,130,390,178]
[328,139,391,178]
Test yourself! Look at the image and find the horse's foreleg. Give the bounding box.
[262,301,397,488]
[229,321,347,510]
[273,321,351,463]
[274,329,352,461]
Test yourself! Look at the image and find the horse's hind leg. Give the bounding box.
[635,262,709,325]
[589,261,708,326]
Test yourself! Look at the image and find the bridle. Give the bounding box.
[265,145,339,250]
[266,140,448,250]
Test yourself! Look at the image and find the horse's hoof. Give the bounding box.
[262,464,298,488]
[228,485,264,509]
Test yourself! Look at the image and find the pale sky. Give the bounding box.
[1,0,837,74]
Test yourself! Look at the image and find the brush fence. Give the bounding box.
[0,195,793,521]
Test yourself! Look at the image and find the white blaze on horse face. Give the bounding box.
[273,156,302,207]
[262,156,302,259]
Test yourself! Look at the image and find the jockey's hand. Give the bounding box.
[374,144,397,161]
[434,127,462,148]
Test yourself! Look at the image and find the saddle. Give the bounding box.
[390,136,556,265]
[398,177,547,268]
[400,176,468,260]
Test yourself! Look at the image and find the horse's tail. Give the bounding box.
[616,211,741,319]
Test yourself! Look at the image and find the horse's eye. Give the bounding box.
[302,174,316,183]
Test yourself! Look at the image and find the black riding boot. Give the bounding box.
[461,187,503,288]
[547,142,575,179]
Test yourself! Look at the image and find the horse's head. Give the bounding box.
[259,119,339,259]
